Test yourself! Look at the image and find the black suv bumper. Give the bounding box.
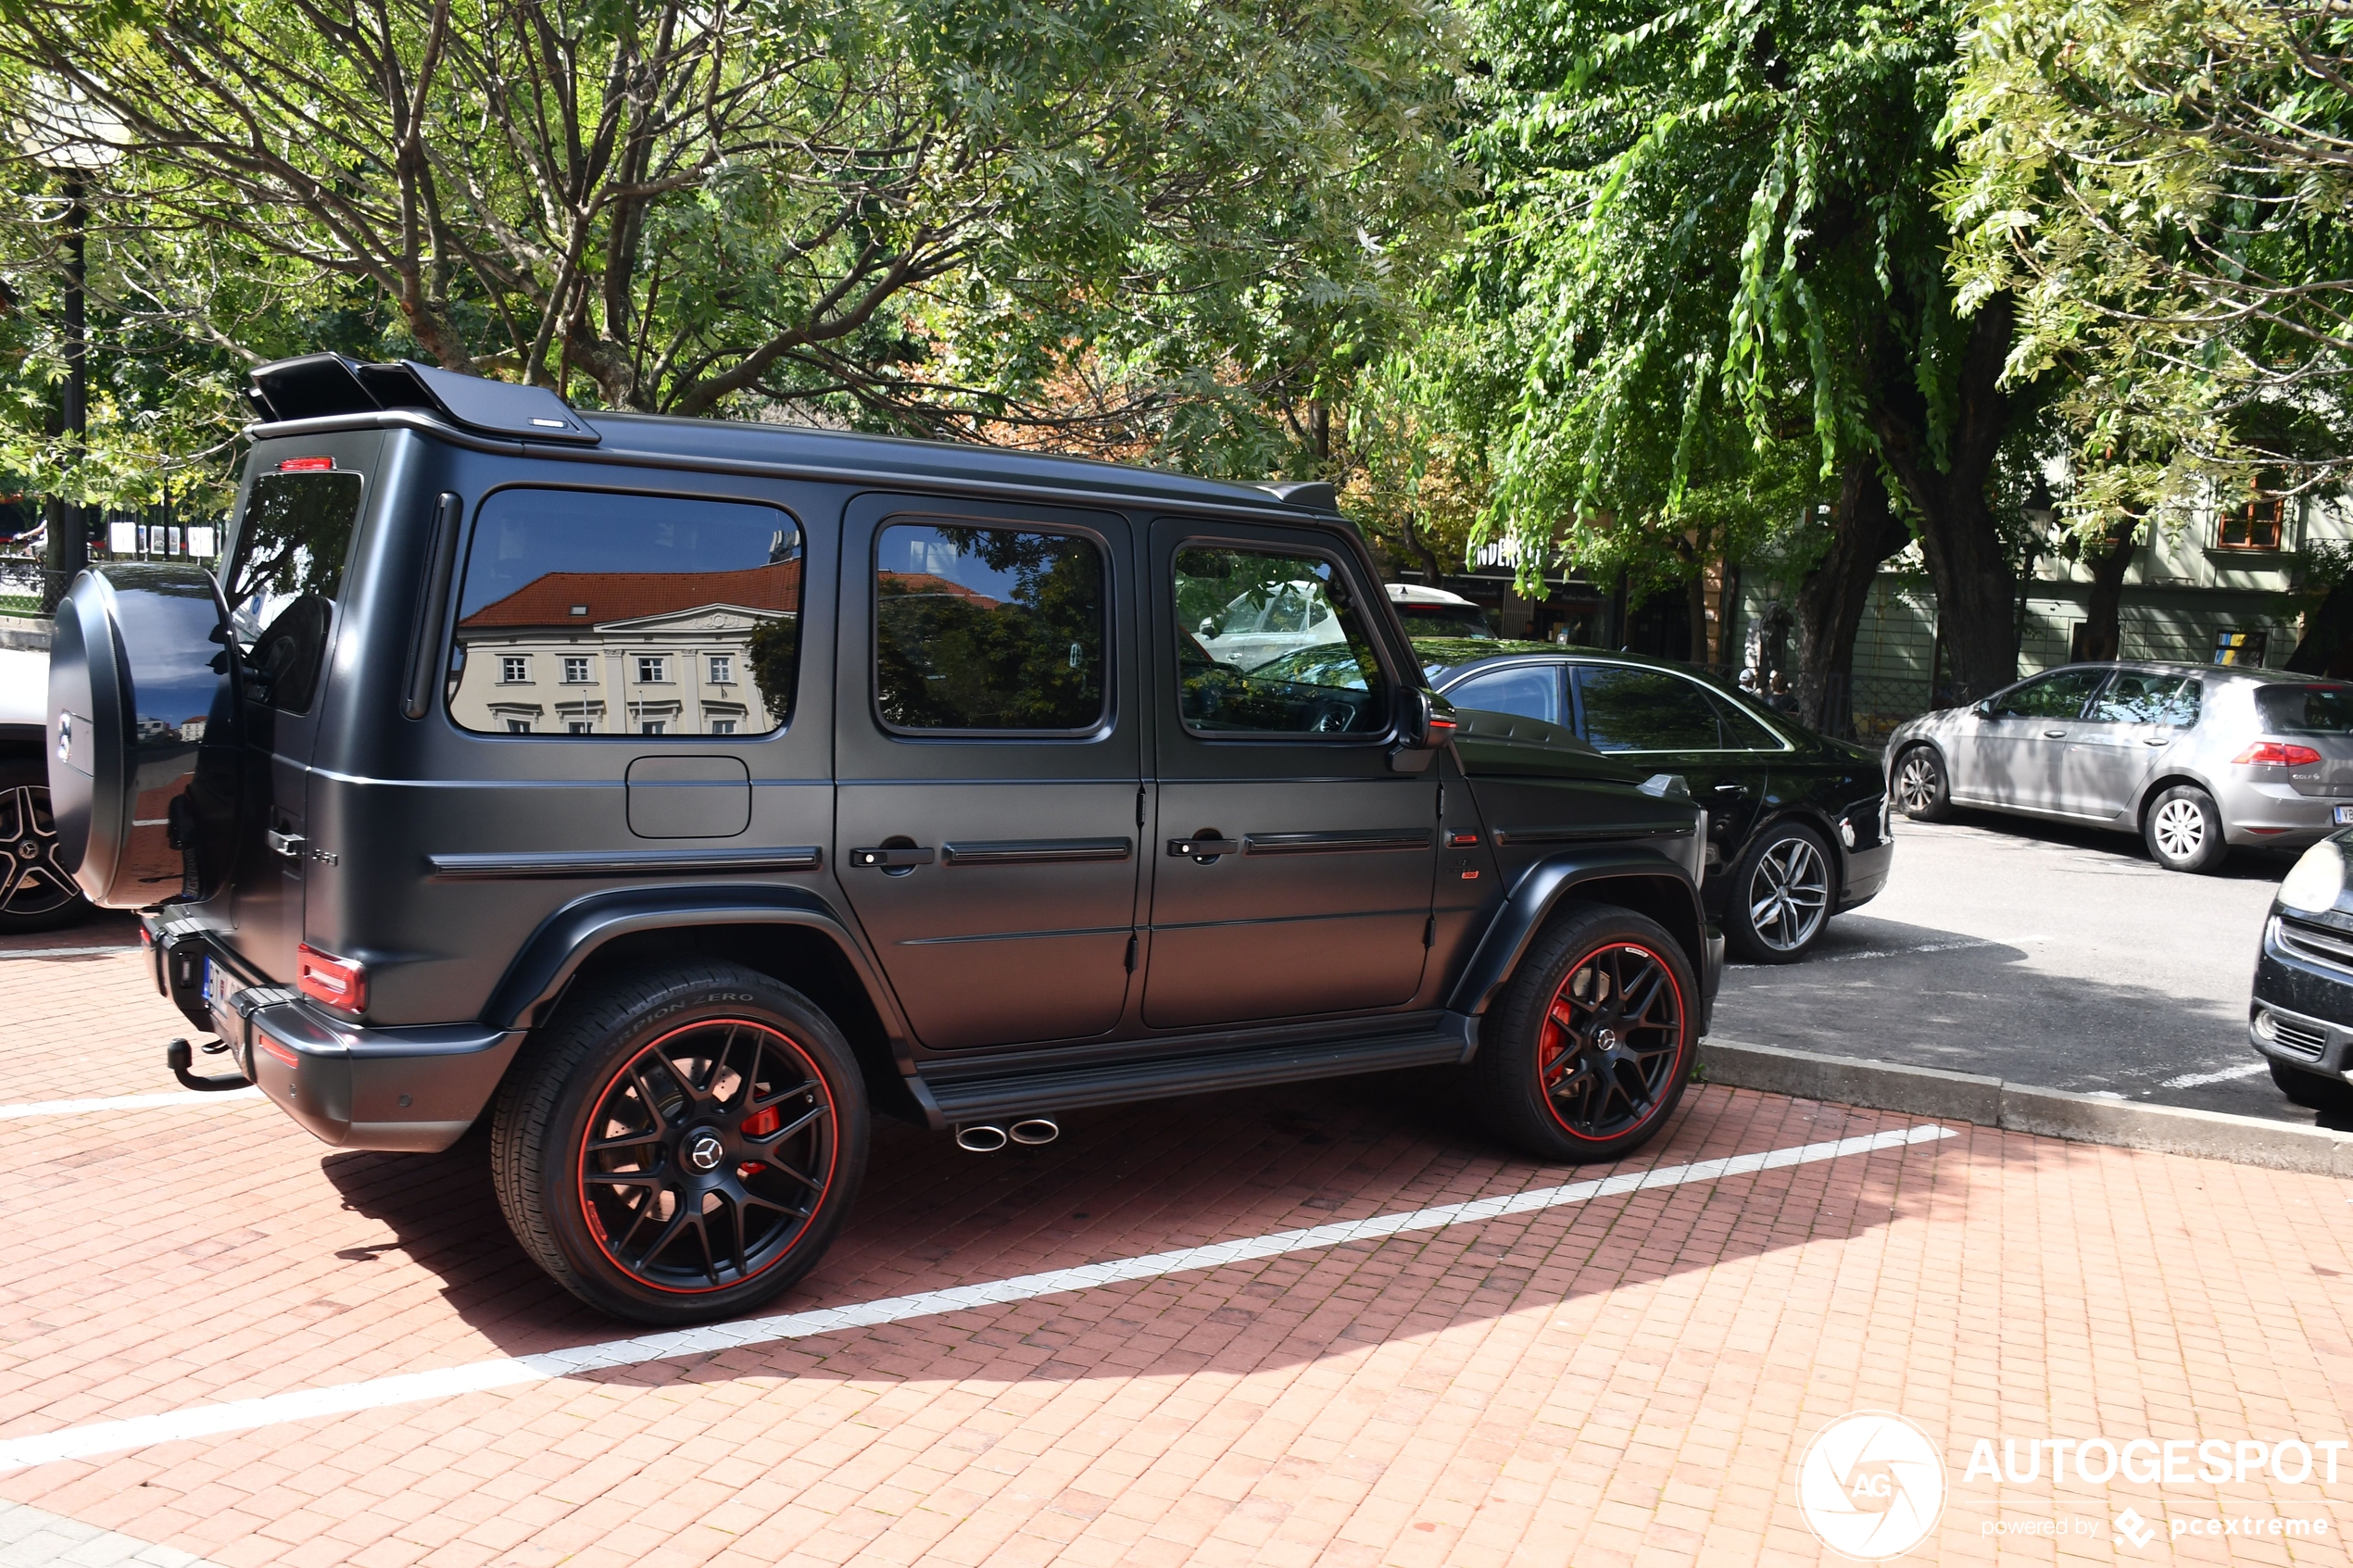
[2250,913,2353,1080]
[145,914,525,1152]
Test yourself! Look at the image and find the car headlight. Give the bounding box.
[2279,841,2347,913]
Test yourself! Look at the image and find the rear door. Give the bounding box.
[832,497,1143,1051]
[1141,522,1437,1030]
[2064,671,2201,816]
[220,433,383,978]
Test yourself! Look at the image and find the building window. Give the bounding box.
[506,718,532,734]
[637,656,668,684]
[2219,477,2284,550]
[710,718,736,735]
[500,656,530,684]
[708,654,733,684]
[563,657,592,684]
[568,721,591,734]
[641,720,666,735]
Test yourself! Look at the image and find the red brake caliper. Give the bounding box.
[738,1103,781,1176]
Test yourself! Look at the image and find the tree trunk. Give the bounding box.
[1795,462,1907,733]
[2077,519,2138,661]
[1868,294,2020,702]
[2287,578,2353,674]
[1716,556,1743,665]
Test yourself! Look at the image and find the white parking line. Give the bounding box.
[0,1087,262,1119]
[0,945,143,960]
[0,1123,1957,1474]
[2157,1061,2271,1090]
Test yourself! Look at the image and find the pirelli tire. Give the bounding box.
[491,960,871,1324]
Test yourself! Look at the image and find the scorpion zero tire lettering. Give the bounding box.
[491,960,871,1324]
[1468,901,1698,1164]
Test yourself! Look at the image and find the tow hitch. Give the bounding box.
[167,1036,251,1092]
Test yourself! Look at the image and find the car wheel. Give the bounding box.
[1893,746,1950,822]
[1469,902,1699,1163]
[2144,784,2228,873]
[2269,1059,2353,1113]
[492,960,870,1324]
[0,760,93,935]
[1727,822,1835,964]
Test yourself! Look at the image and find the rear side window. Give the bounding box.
[875,523,1106,733]
[2258,684,2353,734]
[449,489,801,737]
[223,470,365,714]
[1446,664,1564,726]
[2093,671,2202,726]
[1575,666,1722,751]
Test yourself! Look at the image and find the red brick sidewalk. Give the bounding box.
[2,947,2350,1564]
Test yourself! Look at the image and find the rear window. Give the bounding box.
[2258,684,2353,734]
[449,488,802,737]
[223,470,364,639]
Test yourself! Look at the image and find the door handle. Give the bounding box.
[847,846,936,869]
[266,830,306,859]
[2143,736,2171,746]
[2042,728,2068,738]
[1167,835,1241,859]
[1711,782,1747,795]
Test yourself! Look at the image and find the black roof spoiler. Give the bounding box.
[1252,480,1339,512]
[245,354,598,445]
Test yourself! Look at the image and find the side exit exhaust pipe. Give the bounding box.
[1008,1118,1059,1146]
[954,1118,1060,1151]
[955,1124,1009,1152]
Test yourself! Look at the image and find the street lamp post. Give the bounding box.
[19,85,121,612]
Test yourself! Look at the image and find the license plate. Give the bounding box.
[2334,806,2353,826]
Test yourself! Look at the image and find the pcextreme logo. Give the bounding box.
[1796,1411,1947,1561]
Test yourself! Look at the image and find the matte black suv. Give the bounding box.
[48,354,1722,1323]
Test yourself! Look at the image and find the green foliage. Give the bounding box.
[1945,0,2353,516]
[746,614,801,725]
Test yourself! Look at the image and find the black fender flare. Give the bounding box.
[482,882,917,1060]
[1446,847,1715,1020]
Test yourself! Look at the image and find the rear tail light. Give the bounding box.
[2233,742,2323,766]
[276,456,334,472]
[295,944,367,1012]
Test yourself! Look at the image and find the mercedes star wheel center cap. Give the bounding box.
[686,1133,725,1172]
[1594,1028,1619,1051]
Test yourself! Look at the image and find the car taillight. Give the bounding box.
[277,456,334,472]
[296,944,367,1012]
[2233,742,2324,767]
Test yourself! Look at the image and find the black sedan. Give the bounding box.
[1416,641,1894,962]
[2249,831,2353,1112]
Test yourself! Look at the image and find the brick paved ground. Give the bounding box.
[4,938,2353,1564]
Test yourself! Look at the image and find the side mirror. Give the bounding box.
[1390,688,1456,773]
[1972,699,1995,719]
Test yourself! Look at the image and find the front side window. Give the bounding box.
[224,469,366,714]
[449,488,800,737]
[2092,672,2202,726]
[1987,669,2107,720]
[1575,666,1723,752]
[874,523,1107,733]
[1176,546,1388,735]
[1445,664,1565,726]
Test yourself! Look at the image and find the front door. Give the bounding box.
[1141,523,1438,1031]
[2063,671,2202,816]
[1957,669,2107,810]
[833,498,1142,1051]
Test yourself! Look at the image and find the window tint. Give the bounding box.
[1176,547,1388,734]
[875,524,1105,732]
[1712,693,1786,749]
[450,488,801,737]
[2257,684,2353,734]
[1575,666,1723,751]
[1446,665,1564,726]
[1988,669,2106,720]
[224,470,365,715]
[2091,672,2202,726]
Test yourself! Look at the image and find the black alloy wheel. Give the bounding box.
[1727,823,1834,963]
[0,762,90,935]
[1471,902,1698,1162]
[493,961,869,1323]
[1893,746,1950,822]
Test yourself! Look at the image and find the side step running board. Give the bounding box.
[919,1016,1478,1124]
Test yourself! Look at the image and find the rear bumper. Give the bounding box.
[1839,839,1894,911]
[149,914,523,1152]
[2217,778,2347,848]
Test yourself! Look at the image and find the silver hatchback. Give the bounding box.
[1883,663,2353,872]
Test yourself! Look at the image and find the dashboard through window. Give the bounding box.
[1175,546,1388,735]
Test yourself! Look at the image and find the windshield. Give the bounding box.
[1395,607,1494,640]
[2257,684,2353,735]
